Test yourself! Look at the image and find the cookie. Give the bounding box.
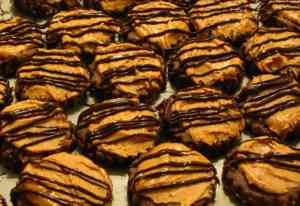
[128,142,218,206]
[158,86,245,156]
[91,42,165,102]
[14,0,80,17]
[189,0,257,43]
[47,9,122,55]
[239,74,300,141]
[84,0,142,14]
[0,78,12,110]
[77,98,161,166]
[243,28,300,79]
[11,152,113,206]
[0,17,43,77]
[15,49,91,106]
[223,136,300,206]
[0,100,74,171]
[168,38,244,93]
[0,196,6,206]
[128,0,192,52]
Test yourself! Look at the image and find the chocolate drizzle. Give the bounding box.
[47,9,121,54]
[0,78,12,110]
[128,1,191,50]
[128,143,218,205]
[92,43,165,101]
[77,98,160,155]
[11,153,112,205]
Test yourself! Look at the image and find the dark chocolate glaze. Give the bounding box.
[11,157,111,205]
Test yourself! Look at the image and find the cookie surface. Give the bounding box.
[239,74,300,141]
[77,98,161,165]
[158,86,245,156]
[243,28,300,78]
[11,152,113,206]
[223,136,300,206]
[261,0,300,31]
[14,0,80,17]
[189,0,257,43]
[128,142,218,206]
[84,0,143,14]
[0,100,74,171]
[91,42,165,102]
[0,17,43,76]
[128,0,192,51]
[168,38,244,93]
[16,49,91,105]
[47,9,122,55]
[0,78,12,110]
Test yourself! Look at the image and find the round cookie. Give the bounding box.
[14,0,80,17]
[0,78,12,110]
[239,74,300,141]
[15,49,91,106]
[223,136,300,206]
[243,28,300,78]
[47,9,122,55]
[0,16,43,77]
[128,1,192,52]
[84,0,143,14]
[189,0,257,43]
[158,86,245,156]
[0,100,74,171]
[91,42,165,102]
[168,38,244,93]
[11,152,113,206]
[261,0,300,31]
[128,142,218,206]
[77,98,161,165]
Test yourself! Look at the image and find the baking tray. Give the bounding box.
[0,0,257,205]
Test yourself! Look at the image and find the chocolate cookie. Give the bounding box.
[14,0,80,17]
[0,17,43,77]
[243,28,300,78]
[261,0,300,31]
[0,100,74,171]
[47,9,122,55]
[189,0,257,43]
[128,142,218,206]
[158,86,245,156]
[84,0,142,14]
[15,49,91,106]
[77,98,161,166]
[0,78,12,110]
[91,42,165,102]
[239,74,300,141]
[128,1,192,52]
[168,38,244,93]
[11,152,113,206]
[223,136,300,206]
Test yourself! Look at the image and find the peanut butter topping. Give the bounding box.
[47,9,122,54]
[16,48,90,104]
[244,28,300,78]
[129,143,218,206]
[240,74,300,140]
[11,152,112,206]
[128,1,191,50]
[0,16,43,67]
[189,0,257,42]
[169,38,244,92]
[225,137,300,194]
[159,86,244,151]
[0,100,74,169]
[0,78,11,110]
[77,98,161,161]
[91,42,165,102]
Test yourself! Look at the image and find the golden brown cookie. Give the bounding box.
[128,142,218,206]
[0,100,74,171]
[223,136,300,206]
[11,152,113,206]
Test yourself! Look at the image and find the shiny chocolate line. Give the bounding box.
[191,8,254,20]
[256,45,300,61]
[190,3,251,16]
[189,64,243,77]
[176,42,228,57]
[196,19,249,33]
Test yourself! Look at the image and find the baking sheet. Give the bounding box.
[0,0,251,205]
